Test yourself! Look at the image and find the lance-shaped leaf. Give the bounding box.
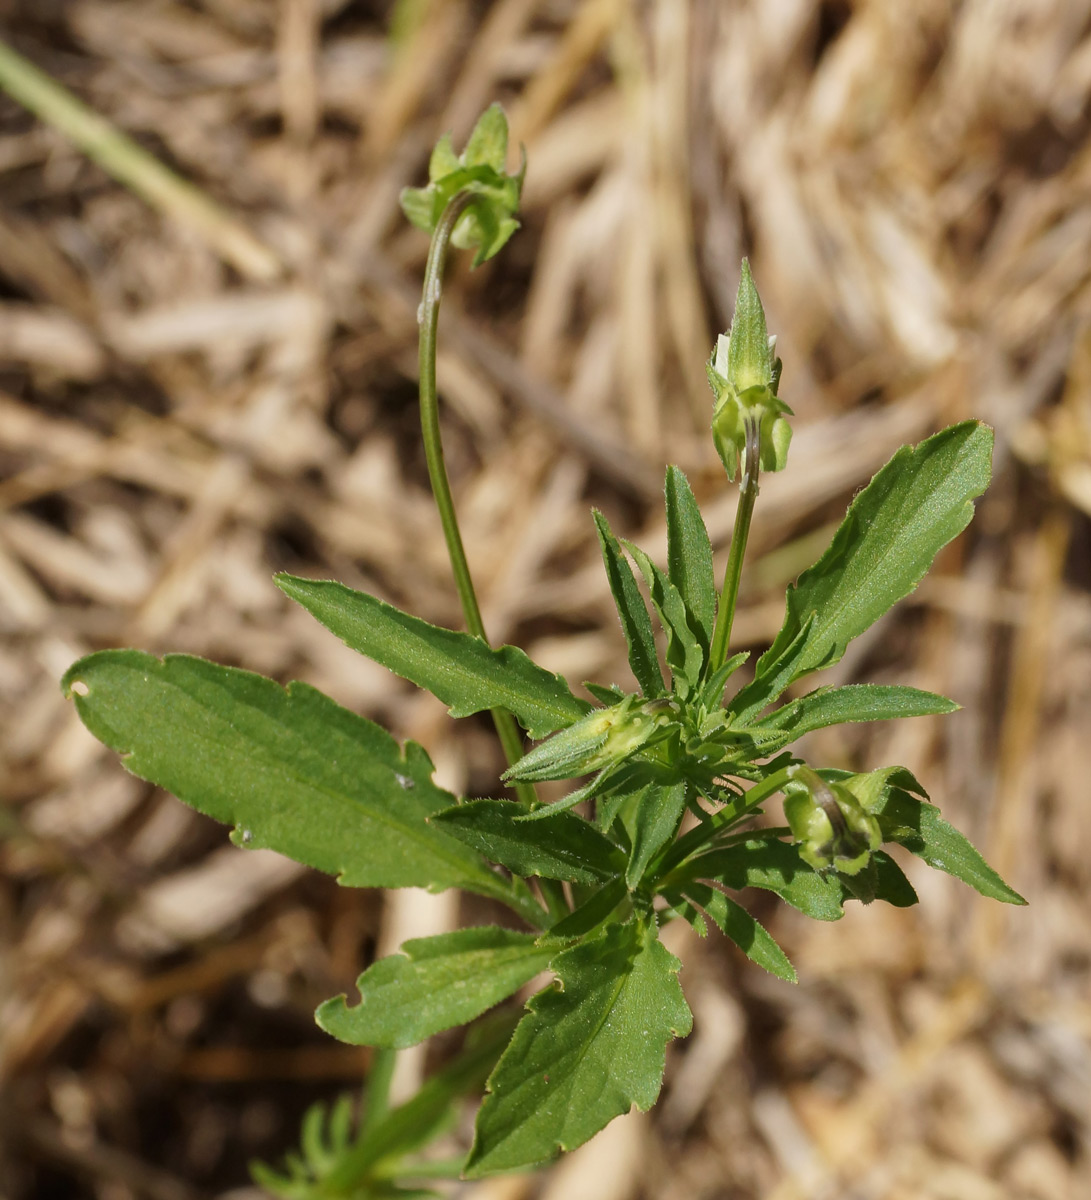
[592,510,666,698]
[754,422,993,686]
[626,543,705,696]
[676,836,847,921]
[669,882,796,982]
[464,920,692,1176]
[276,576,588,739]
[869,850,920,908]
[754,684,958,738]
[317,928,554,1049]
[60,651,523,909]
[869,788,1026,904]
[432,800,624,884]
[665,466,716,653]
[617,780,687,890]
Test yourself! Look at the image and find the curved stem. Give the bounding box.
[708,414,762,672]
[418,191,541,810]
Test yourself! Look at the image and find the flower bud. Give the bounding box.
[784,766,882,876]
[504,695,672,783]
[707,261,793,481]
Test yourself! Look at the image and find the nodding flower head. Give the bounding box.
[783,765,882,877]
[707,260,792,481]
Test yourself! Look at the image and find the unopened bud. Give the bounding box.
[707,261,793,481]
[784,766,882,876]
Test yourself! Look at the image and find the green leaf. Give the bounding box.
[464,920,692,1176]
[870,789,1026,904]
[545,878,627,941]
[755,422,993,685]
[60,651,517,906]
[276,575,588,739]
[678,836,847,921]
[671,882,796,982]
[756,684,959,738]
[619,780,687,890]
[665,466,716,652]
[868,851,919,908]
[626,543,705,696]
[317,927,553,1049]
[729,614,816,720]
[463,103,509,171]
[592,511,666,698]
[432,799,623,884]
[585,681,627,706]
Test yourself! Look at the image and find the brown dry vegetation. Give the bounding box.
[0,1,1089,1198]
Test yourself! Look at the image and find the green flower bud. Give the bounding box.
[707,261,793,481]
[504,695,672,783]
[783,766,882,876]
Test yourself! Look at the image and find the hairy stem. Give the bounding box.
[709,415,762,671]
[418,192,543,815]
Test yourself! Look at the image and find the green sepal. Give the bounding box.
[464,919,692,1177]
[316,927,553,1049]
[432,799,624,884]
[276,575,588,739]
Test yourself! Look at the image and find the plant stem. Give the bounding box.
[708,414,762,672]
[418,192,542,812]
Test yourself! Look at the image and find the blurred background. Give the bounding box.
[1,1,1089,1197]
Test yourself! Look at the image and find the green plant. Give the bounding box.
[62,105,1024,1184]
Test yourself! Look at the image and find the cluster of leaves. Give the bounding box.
[61,105,1024,1187]
[254,1032,510,1200]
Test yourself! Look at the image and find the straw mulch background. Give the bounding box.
[1,1,1089,1197]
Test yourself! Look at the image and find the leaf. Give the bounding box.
[317,928,553,1049]
[671,882,796,982]
[755,684,959,738]
[665,466,716,652]
[870,789,1026,904]
[755,422,993,685]
[868,851,919,908]
[545,878,627,941]
[592,511,666,698]
[462,103,509,171]
[678,836,847,921]
[585,681,627,706]
[626,543,705,696]
[432,800,623,884]
[61,651,515,905]
[729,614,816,720]
[464,920,692,1176]
[276,575,588,739]
[619,780,687,889]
